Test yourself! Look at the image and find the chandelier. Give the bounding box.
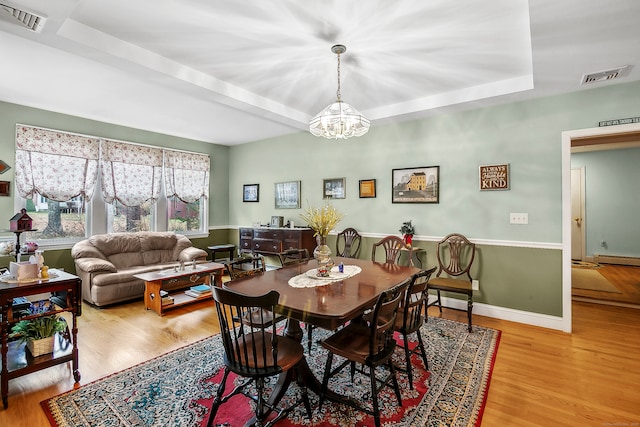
[309,45,370,139]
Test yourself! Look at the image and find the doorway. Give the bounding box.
[563,124,640,326]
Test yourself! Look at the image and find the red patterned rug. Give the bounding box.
[42,317,500,426]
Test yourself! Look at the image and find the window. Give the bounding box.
[168,196,204,232]
[22,194,87,243]
[108,200,153,233]
[14,125,210,245]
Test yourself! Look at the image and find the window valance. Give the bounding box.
[164,150,210,203]
[101,139,163,207]
[14,125,99,201]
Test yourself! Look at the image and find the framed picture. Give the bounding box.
[479,164,510,190]
[242,184,259,202]
[0,181,9,196]
[275,180,301,209]
[323,177,346,199]
[359,179,376,198]
[392,166,439,203]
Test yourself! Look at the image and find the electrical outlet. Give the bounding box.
[472,280,479,291]
[509,213,528,224]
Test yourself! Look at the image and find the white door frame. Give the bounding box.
[561,122,640,333]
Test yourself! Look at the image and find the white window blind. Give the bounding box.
[14,125,99,201]
[101,139,163,206]
[164,150,210,203]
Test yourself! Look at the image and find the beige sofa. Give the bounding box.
[71,232,208,307]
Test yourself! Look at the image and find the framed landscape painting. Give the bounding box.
[275,180,301,209]
[243,184,259,202]
[323,177,346,199]
[392,166,439,203]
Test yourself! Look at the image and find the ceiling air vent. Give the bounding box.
[581,66,629,85]
[0,2,46,32]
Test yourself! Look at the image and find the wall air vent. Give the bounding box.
[580,66,630,85]
[0,2,46,32]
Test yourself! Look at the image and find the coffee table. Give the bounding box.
[135,262,225,316]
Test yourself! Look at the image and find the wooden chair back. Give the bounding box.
[371,235,413,265]
[335,228,362,258]
[368,280,409,359]
[435,233,476,281]
[399,267,437,334]
[225,254,266,280]
[278,248,310,267]
[212,286,281,377]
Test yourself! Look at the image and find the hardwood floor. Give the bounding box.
[573,263,640,307]
[1,297,639,426]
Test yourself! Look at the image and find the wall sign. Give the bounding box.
[479,164,509,191]
[599,117,640,127]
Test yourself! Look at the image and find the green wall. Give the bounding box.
[228,80,640,318]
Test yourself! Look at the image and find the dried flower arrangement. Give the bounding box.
[299,201,345,238]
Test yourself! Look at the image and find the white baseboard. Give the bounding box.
[432,296,567,332]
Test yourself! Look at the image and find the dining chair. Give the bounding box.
[278,248,311,267]
[426,233,476,332]
[208,287,312,427]
[225,254,285,328]
[224,254,266,280]
[371,235,414,266]
[394,266,437,389]
[335,227,362,258]
[318,279,410,427]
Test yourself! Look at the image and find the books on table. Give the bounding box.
[184,284,212,298]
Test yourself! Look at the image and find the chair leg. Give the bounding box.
[402,337,414,390]
[319,352,334,410]
[370,366,382,427]
[389,360,402,406]
[467,295,473,332]
[306,323,313,352]
[416,331,429,372]
[207,368,230,427]
[436,290,443,313]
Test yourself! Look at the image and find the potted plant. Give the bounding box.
[399,220,416,246]
[10,315,67,357]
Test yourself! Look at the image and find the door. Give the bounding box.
[571,167,585,260]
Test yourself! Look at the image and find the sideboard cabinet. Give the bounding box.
[239,227,316,256]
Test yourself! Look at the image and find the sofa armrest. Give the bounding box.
[178,247,208,262]
[74,257,118,273]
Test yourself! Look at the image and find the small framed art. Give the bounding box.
[275,180,301,209]
[359,179,376,198]
[0,181,9,196]
[392,166,439,203]
[323,177,346,199]
[243,184,259,202]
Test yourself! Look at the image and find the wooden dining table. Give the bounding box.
[223,256,421,409]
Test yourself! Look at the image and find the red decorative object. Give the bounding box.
[9,208,33,231]
[404,234,413,246]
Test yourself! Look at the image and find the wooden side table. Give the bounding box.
[0,269,81,408]
[207,244,236,262]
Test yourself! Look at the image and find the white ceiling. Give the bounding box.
[1,0,639,146]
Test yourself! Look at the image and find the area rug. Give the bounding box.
[572,267,621,293]
[42,317,500,427]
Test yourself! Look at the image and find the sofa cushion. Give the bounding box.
[89,232,144,269]
[139,232,180,265]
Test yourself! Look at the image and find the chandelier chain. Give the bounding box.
[336,51,341,101]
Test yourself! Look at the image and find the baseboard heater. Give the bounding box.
[594,254,640,266]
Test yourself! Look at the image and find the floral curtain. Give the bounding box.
[14,125,99,201]
[164,150,210,203]
[101,139,163,206]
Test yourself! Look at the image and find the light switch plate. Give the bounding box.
[510,213,528,224]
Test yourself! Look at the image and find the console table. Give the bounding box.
[0,269,81,408]
[239,227,316,256]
